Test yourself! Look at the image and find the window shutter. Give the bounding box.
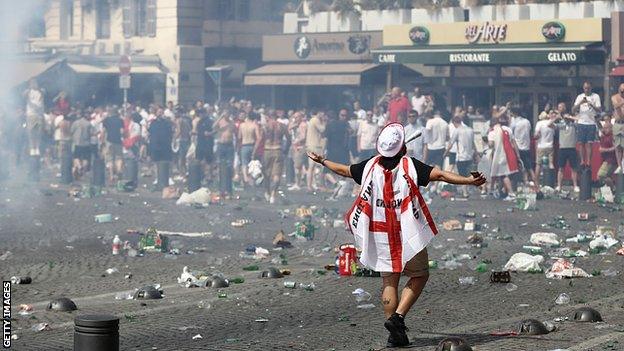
[146,0,156,37]
[122,0,132,38]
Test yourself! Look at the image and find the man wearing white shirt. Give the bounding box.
[411,86,427,116]
[444,115,477,197]
[572,81,601,167]
[534,110,557,189]
[372,105,385,126]
[353,101,367,120]
[404,110,425,160]
[357,111,380,160]
[424,111,448,169]
[510,110,535,185]
[447,107,466,171]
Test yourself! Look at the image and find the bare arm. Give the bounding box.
[600,145,616,153]
[253,124,262,157]
[307,151,352,178]
[429,167,486,186]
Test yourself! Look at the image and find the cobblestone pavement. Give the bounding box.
[1,174,624,350]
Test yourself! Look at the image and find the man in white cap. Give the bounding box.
[308,123,486,347]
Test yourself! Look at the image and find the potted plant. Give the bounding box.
[307,0,332,32]
[411,0,463,24]
[329,0,362,31]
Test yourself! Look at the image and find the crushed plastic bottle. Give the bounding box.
[30,323,50,332]
[441,260,463,270]
[356,303,376,309]
[555,293,570,305]
[458,276,475,285]
[115,292,134,300]
[505,283,518,292]
[602,268,618,277]
[475,262,488,273]
[301,283,315,291]
[352,288,372,302]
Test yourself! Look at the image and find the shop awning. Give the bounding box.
[244,63,379,86]
[68,63,164,74]
[372,42,605,65]
[8,59,62,88]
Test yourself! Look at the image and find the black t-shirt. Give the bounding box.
[148,118,173,150]
[102,115,123,144]
[350,157,433,186]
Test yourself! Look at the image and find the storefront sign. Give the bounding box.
[547,52,576,62]
[373,48,604,65]
[542,21,566,42]
[263,32,382,62]
[383,18,605,46]
[449,53,491,63]
[465,22,507,44]
[294,36,312,59]
[409,26,430,45]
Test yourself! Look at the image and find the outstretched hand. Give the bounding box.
[469,171,487,186]
[307,151,324,164]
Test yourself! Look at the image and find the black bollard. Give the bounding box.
[123,158,139,186]
[28,156,40,182]
[91,156,105,187]
[616,172,624,202]
[543,167,555,188]
[156,161,170,190]
[74,314,119,351]
[60,143,73,184]
[187,160,202,192]
[579,166,592,201]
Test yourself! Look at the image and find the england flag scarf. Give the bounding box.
[345,156,438,273]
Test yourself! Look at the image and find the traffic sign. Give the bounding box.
[119,55,131,75]
[119,75,131,89]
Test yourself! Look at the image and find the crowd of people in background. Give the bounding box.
[2,78,624,202]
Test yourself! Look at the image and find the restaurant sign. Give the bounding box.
[465,22,507,44]
[541,21,566,42]
[409,26,430,45]
[373,48,604,65]
[263,32,382,62]
[382,18,605,46]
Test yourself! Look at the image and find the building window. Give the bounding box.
[123,0,156,38]
[28,8,46,38]
[237,0,250,21]
[60,0,74,39]
[96,0,111,39]
[218,0,236,20]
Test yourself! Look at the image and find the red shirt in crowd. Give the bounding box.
[599,132,617,165]
[387,96,410,124]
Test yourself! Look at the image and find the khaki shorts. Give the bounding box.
[292,147,307,169]
[381,248,429,278]
[105,142,123,164]
[263,149,283,179]
[536,147,554,164]
[613,123,624,148]
[598,162,615,179]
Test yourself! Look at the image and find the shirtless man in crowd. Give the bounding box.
[214,110,237,199]
[262,110,291,204]
[238,111,262,186]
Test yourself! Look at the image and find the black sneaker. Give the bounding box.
[384,313,409,347]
